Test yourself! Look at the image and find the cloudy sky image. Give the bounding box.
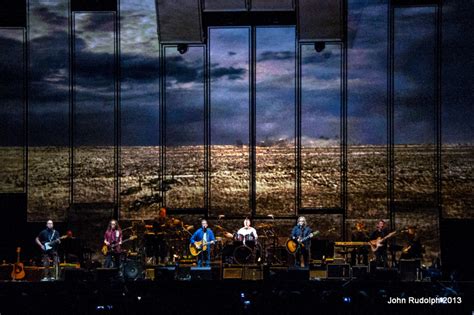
[0,0,472,147]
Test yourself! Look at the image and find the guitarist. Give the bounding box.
[369,220,390,268]
[190,219,215,267]
[35,220,60,281]
[290,216,312,268]
[103,220,123,270]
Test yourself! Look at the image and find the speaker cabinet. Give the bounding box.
[399,259,420,282]
[154,266,177,281]
[223,267,243,280]
[190,266,213,280]
[327,263,350,279]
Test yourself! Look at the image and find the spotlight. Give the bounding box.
[177,44,188,54]
[314,41,326,53]
[343,296,351,304]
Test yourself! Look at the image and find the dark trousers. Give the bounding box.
[374,248,388,268]
[42,250,59,279]
[197,249,210,267]
[295,247,310,268]
[104,252,123,273]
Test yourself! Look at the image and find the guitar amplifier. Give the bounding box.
[243,267,263,280]
[309,264,327,279]
[223,267,242,280]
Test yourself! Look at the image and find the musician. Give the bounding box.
[400,226,422,260]
[237,218,258,244]
[151,207,170,264]
[291,216,312,268]
[35,220,61,281]
[103,220,123,270]
[350,222,369,265]
[370,220,389,267]
[190,219,215,267]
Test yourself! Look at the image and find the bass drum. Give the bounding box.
[233,245,254,265]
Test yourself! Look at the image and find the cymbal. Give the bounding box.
[214,225,226,231]
[256,223,273,229]
[184,225,194,231]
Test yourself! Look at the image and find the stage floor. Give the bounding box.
[0,278,472,314]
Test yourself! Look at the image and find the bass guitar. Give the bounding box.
[189,238,222,256]
[369,231,397,252]
[11,247,25,280]
[101,235,137,256]
[44,235,69,251]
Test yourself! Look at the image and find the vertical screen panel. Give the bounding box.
[393,7,436,207]
[73,12,116,203]
[28,0,69,221]
[209,28,250,216]
[442,0,474,219]
[256,27,295,216]
[120,0,161,219]
[347,0,388,218]
[164,46,205,209]
[301,44,341,209]
[0,29,25,193]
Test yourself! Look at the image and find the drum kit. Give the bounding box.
[119,219,290,266]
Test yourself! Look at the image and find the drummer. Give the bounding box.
[236,218,258,245]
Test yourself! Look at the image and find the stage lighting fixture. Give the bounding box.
[314,41,326,53]
[177,44,188,54]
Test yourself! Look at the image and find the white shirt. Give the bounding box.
[237,227,258,239]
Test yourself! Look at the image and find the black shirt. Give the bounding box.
[38,228,60,250]
[370,228,389,251]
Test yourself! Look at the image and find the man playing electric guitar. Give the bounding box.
[35,220,61,281]
[103,220,123,272]
[369,220,393,268]
[190,219,215,267]
[290,216,313,268]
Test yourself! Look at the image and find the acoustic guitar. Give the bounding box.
[189,238,222,256]
[101,235,137,256]
[11,247,25,280]
[286,231,319,254]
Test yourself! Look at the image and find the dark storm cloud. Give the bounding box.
[258,51,293,62]
[165,55,201,83]
[228,51,237,56]
[0,36,24,101]
[34,6,67,26]
[79,14,116,32]
[211,66,246,80]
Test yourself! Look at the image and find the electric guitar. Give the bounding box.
[101,235,137,256]
[369,231,397,252]
[44,235,69,251]
[189,238,222,256]
[11,247,25,280]
[286,231,319,254]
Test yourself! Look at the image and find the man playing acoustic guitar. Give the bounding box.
[290,216,313,268]
[190,219,215,267]
[35,220,61,281]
